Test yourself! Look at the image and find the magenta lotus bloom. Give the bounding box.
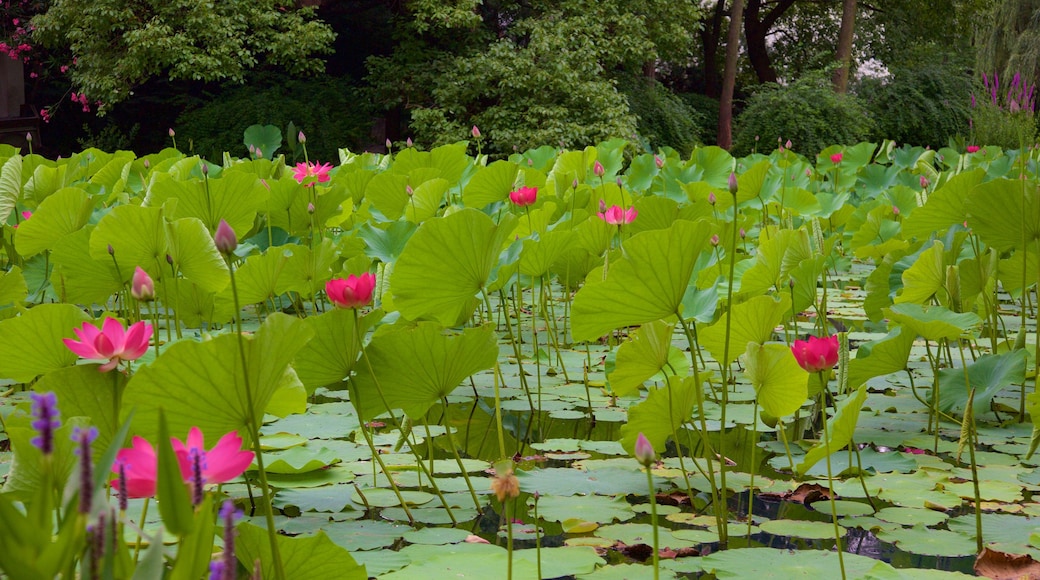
[791,335,840,373]
[64,318,153,372]
[131,266,155,302]
[597,205,637,225]
[172,427,254,488]
[326,273,376,309]
[830,152,843,165]
[509,186,538,207]
[112,428,254,499]
[966,145,980,153]
[634,432,655,467]
[292,161,333,186]
[113,436,160,498]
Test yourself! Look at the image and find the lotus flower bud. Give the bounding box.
[298,131,306,144]
[710,234,720,247]
[728,172,738,196]
[471,125,480,138]
[214,220,237,255]
[131,266,155,302]
[654,155,664,169]
[708,192,716,205]
[168,128,175,137]
[634,433,655,467]
[593,160,605,177]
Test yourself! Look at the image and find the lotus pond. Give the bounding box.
[0,137,1038,579]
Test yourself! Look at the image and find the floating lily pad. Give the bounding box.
[759,519,847,540]
[876,524,978,557]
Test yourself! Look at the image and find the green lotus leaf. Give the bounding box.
[932,350,1027,418]
[358,221,417,264]
[742,342,809,418]
[519,228,575,278]
[351,322,497,420]
[237,523,367,580]
[404,177,448,222]
[122,313,313,442]
[391,209,516,325]
[0,265,27,308]
[700,294,792,366]
[14,187,95,257]
[966,177,1040,252]
[608,320,686,397]
[0,154,21,223]
[233,246,295,305]
[796,385,868,475]
[294,308,380,393]
[166,217,229,294]
[0,303,89,382]
[847,326,915,388]
[571,219,713,342]
[619,376,698,457]
[463,160,519,208]
[243,124,281,159]
[89,205,167,280]
[895,241,945,304]
[50,227,123,305]
[277,238,341,298]
[885,303,981,341]
[902,169,983,240]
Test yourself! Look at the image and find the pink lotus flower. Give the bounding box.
[791,335,839,373]
[597,205,637,225]
[64,318,153,372]
[112,428,254,499]
[966,145,980,154]
[830,152,843,165]
[593,160,605,177]
[131,266,155,302]
[292,161,333,186]
[113,436,161,498]
[326,273,376,309]
[509,186,538,207]
[172,427,254,488]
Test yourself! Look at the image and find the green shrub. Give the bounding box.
[678,92,721,148]
[619,79,706,156]
[733,72,874,158]
[175,76,373,163]
[858,60,974,149]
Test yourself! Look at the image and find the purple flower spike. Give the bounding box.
[218,499,242,580]
[30,392,61,455]
[72,426,99,514]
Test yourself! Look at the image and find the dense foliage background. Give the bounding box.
[4,0,1035,158]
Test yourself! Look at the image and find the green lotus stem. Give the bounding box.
[957,341,984,551]
[747,400,758,541]
[349,389,416,524]
[533,492,542,578]
[646,464,660,580]
[497,289,534,412]
[540,279,569,382]
[676,314,726,543]
[662,363,697,506]
[442,397,484,513]
[354,310,453,523]
[227,257,286,580]
[132,497,150,563]
[505,498,514,580]
[494,363,507,459]
[817,371,846,580]
[777,419,796,473]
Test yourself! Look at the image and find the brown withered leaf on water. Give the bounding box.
[758,483,832,507]
[974,547,1040,579]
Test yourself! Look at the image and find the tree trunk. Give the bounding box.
[743,0,797,84]
[700,0,727,98]
[718,0,745,149]
[832,0,857,93]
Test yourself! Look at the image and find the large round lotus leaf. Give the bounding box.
[759,519,847,540]
[697,547,881,578]
[534,494,636,524]
[14,186,94,257]
[0,303,88,382]
[742,341,808,418]
[571,219,713,341]
[380,542,539,579]
[876,525,978,557]
[274,484,355,513]
[236,523,366,579]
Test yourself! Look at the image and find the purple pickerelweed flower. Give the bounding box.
[72,426,99,514]
[117,462,128,512]
[30,392,61,455]
[216,499,242,580]
[190,449,205,507]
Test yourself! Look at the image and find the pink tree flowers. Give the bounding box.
[64,318,153,372]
